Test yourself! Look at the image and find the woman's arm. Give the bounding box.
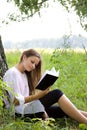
[14,88,50,106]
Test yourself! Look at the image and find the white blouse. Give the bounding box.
[3,67,45,115]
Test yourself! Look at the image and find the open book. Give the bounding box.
[36,67,59,90]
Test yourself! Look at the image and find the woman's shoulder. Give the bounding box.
[3,67,18,82]
[4,67,19,76]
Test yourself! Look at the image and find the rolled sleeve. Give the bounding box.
[16,93,25,105]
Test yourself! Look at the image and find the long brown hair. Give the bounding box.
[20,49,42,95]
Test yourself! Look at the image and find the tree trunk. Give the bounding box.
[0,36,8,78]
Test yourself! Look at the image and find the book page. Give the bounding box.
[46,67,59,77]
[38,67,59,84]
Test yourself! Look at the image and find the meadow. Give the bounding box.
[0,48,87,130]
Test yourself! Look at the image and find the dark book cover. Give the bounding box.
[36,67,59,90]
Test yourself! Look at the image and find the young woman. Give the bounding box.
[3,49,87,124]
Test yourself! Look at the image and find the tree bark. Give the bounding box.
[0,36,8,78]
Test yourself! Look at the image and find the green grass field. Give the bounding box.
[1,48,87,130]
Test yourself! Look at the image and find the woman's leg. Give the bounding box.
[58,94,87,124]
[45,105,68,118]
[40,89,87,124]
[40,89,68,118]
[79,110,87,118]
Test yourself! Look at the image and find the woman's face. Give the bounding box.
[23,55,40,71]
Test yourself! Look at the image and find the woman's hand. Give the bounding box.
[34,87,50,99]
[41,87,50,95]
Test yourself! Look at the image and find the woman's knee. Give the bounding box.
[51,89,64,101]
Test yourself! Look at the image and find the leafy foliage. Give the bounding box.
[0,77,15,125]
[59,0,87,31]
[4,0,87,30]
[6,0,49,21]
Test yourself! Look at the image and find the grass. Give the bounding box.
[1,48,87,130]
[49,49,87,110]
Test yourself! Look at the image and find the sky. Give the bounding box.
[0,0,87,43]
